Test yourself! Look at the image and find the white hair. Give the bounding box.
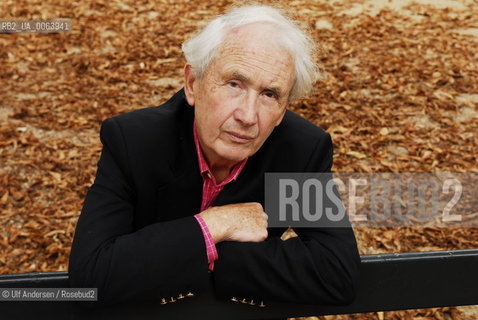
[181,5,319,101]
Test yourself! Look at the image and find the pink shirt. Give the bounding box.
[192,121,248,271]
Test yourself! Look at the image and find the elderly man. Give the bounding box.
[69,4,360,316]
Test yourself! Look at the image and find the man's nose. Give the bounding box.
[234,93,258,126]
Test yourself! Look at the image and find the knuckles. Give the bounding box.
[249,202,263,211]
[260,230,268,241]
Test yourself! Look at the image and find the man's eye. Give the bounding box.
[264,91,277,99]
[228,81,239,88]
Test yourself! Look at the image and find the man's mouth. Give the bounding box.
[226,131,255,143]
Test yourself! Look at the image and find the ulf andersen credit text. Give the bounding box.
[0,288,97,301]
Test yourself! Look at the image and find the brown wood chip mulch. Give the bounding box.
[0,0,477,319]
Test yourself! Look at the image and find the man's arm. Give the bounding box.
[204,133,361,305]
[69,118,209,304]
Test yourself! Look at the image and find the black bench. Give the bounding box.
[1,249,477,319]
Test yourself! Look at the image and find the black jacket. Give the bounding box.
[69,89,360,310]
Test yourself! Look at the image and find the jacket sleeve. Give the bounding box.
[68,118,209,304]
[212,133,361,305]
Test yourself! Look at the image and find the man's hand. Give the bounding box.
[199,202,268,243]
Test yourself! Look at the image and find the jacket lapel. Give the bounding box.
[214,155,265,206]
[156,94,203,221]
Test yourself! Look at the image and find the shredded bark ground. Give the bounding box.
[0,0,477,319]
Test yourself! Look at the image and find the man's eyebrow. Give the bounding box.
[230,71,249,83]
[229,71,284,97]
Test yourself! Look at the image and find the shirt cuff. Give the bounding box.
[194,214,219,271]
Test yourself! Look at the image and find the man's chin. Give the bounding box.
[217,147,251,163]
[222,154,249,163]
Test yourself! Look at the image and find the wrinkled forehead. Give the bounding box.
[219,22,291,59]
[209,23,295,79]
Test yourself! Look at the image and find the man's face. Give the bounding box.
[184,23,296,166]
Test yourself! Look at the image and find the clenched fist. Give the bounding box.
[199,202,268,243]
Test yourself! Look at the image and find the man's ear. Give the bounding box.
[184,64,196,107]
